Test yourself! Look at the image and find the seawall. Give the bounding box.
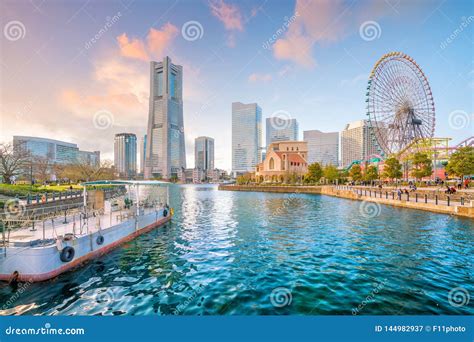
[218,185,474,219]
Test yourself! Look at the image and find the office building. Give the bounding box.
[13,136,99,166]
[114,133,137,179]
[303,130,339,166]
[341,120,379,168]
[140,135,147,175]
[266,117,298,147]
[144,56,186,179]
[232,102,262,174]
[195,136,214,171]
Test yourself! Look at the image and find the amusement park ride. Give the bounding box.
[348,51,472,180]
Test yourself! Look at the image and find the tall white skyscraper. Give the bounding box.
[341,120,379,168]
[266,118,298,147]
[144,56,186,179]
[195,136,214,171]
[232,102,262,174]
[304,130,339,166]
[114,133,137,179]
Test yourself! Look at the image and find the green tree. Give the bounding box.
[364,165,379,183]
[410,152,432,181]
[446,146,474,180]
[382,157,402,182]
[349,164,363,182]
[305,162,323,184]
[323,164,339,183]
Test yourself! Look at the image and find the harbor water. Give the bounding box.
[0,184,472,315]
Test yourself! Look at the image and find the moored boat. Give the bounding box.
[0,180,173,282]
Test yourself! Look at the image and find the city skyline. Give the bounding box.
[1,1,472,171]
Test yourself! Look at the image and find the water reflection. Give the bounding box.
[0,184,472,315]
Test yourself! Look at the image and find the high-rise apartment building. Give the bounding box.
[114,133,137,179]
[341,120,378,168]
[303,130,339,166]
[195,136,214,171]
[232,102,262,174]
[144,56,186,179]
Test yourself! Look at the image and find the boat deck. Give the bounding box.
[3,206,163,246]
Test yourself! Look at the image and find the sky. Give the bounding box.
[1,0,473,171]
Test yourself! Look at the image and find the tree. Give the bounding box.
[323,164,339,183]
[364,165,379,183]
[410,152,432,181]
[305,162,323,184]
[32,156,54,183]
[56,160,116,183]
[382,157,402,182]
[0,142,30,183]
[446,146,474,179]
[236,173,252,185]
[349,164,363,182]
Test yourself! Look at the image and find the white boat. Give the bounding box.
[0,180,173,282]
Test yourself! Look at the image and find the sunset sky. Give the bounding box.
[1,0,472,170]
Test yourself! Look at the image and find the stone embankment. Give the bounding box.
[218,185,474,219]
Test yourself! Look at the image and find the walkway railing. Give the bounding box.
[335,185,469,207]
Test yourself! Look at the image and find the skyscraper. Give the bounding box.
[266,118,298,147]
[341,120,378,168]
[232,102,262,174]
[114,133,137,179]
[303,130,339,166]
[195,136,214,171]
[144,56,186,179]
[140,134,147,175]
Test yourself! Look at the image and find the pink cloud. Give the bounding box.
[147,23,179,57]
[273,0,390,68]
[117,23,179,61]
[209,0,243,31]
[117,33,149,61]
[248,73,272,83]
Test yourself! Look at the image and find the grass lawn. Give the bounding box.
[0,183,118,198]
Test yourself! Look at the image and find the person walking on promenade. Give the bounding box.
[464,179,470,189]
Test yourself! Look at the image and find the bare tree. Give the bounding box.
[0,142,30,183]
[32,156,54,183]
[56,159,116,183]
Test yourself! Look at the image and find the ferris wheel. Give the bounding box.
[366,52,435,156]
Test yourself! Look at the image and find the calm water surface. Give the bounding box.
[1,185,473,315]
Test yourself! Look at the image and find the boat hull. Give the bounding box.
[0,210,172,282]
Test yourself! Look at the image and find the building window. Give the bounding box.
[269,157,275,170]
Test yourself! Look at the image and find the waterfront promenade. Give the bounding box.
[218,185,474,218]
